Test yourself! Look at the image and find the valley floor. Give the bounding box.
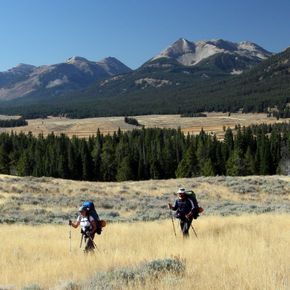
[1,112,289,139]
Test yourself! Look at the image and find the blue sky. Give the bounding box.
[0,0,289,71]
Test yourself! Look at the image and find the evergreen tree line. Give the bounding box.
[0,118,27,128]
[0,125,289,181]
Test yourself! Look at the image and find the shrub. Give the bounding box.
[83,257,185,289]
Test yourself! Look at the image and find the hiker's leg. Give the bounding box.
[180,219,189,237]
[184,219,193,237]
[84,235,95,253]
[84,238,92,253]
[180,220,185,232]
[90,234,95,250]
[182,221,190,237]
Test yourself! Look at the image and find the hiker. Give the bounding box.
[168,188,197,237]
[69,205,97,253]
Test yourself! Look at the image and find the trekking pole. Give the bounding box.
[69,225,72,252]
[190,224,198,239]
[169,209,177,237]
[80,234,84,249]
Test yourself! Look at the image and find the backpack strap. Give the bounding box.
[187,198,195,211]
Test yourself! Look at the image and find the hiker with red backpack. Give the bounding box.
[168,188,202,238]
[69,201,104,253]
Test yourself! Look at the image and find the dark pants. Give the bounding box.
[84,234,95,253]
[180,218,192,237]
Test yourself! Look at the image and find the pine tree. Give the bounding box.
[226,148,245,176]
[201,158,215,176]
[17,151,33,176]
[100,139,116,181]
[149,159,161,179]
[80,141,93,180]
[0,144,10,174]
[176,146,199,178]
[223,128,234,160]
[116,156,134,181]
[244,147,255,175]
[260,138,272,175]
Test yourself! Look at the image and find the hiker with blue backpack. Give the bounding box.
[69,201,104,253]
[168,188,202,238]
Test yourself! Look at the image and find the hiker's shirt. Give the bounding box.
[77,215,94,232]
[173,198,195,219]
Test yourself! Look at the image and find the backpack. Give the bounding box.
[82,201,103,235]
[185,191,204,219]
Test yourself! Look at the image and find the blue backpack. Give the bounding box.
[82,201,102,234]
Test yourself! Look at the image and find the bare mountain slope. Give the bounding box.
[0,56,131,101]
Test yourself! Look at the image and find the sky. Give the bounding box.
[0,0,290,71]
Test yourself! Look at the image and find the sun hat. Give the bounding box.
[177,188,186,194]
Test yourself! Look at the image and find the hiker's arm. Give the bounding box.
[169,200,178,211]
[90,220,97,234]
[69,220,80,228]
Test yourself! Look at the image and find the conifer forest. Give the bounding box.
[0,123,289,181]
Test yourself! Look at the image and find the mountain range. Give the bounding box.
[0,56,131,101]
[0,38,289,118]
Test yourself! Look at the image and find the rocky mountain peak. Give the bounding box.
[152,38,272,66]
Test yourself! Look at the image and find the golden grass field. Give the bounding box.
[0,174,289,289]
[1,112,289,139]
[1,215,290,289]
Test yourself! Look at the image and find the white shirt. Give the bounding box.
[77,215,94,232]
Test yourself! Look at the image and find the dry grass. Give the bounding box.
[0,174,289,288]
[1,215,290,289]
[0,112,289,139]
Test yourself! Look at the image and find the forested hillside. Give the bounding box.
[1,43,289,119]
[0,124,289,181]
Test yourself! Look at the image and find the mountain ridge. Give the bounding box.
[1,38,290,119]
[0,56,131,101]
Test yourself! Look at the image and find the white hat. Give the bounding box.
[177,188,186,194]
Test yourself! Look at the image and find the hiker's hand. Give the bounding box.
[68,220,72,226]
[168,203,173,209]
[186,212,193,219]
